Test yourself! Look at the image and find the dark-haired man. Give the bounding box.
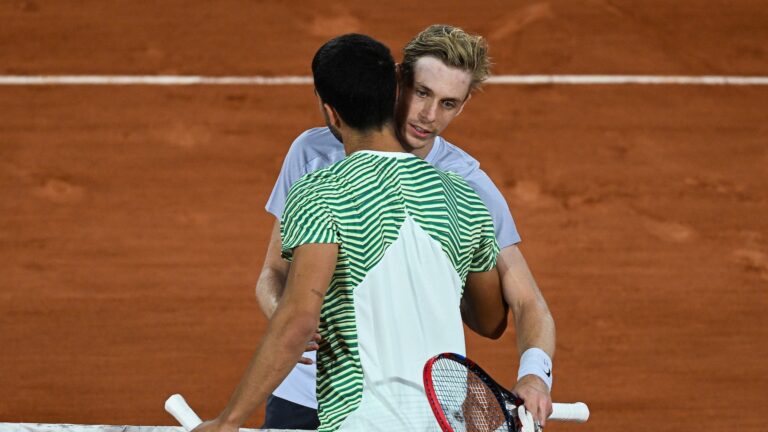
[193,33,506,432]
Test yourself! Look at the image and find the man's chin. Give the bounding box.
[405,136,433,151]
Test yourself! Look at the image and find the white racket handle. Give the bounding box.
[550,402,590,422]
[165,394,203,431]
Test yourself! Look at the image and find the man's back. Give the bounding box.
[281,151,499,431]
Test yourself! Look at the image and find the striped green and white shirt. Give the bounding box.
[281,150,499,432]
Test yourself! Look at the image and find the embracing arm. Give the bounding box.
[255,220,320,362]
[499,244,556,426]
[194,243,338,432]
[498,245,555,357]
[255,220,290,318]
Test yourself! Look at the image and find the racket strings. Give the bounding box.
[431,358,510,432]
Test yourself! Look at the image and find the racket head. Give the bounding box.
[424,352,525,432]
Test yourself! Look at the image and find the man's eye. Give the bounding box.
[415,90,427,97]
[442,101,457,109]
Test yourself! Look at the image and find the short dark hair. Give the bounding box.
[311,34,396,131]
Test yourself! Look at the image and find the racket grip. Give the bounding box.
[550,402,590,422]
[165,394,203,431]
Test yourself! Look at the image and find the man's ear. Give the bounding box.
[456,93,472,117]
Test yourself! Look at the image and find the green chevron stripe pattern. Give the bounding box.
[281,151,499,431]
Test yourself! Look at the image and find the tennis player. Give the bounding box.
[193,33,507,432]
[258,25,556,429]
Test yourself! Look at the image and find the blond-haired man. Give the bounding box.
[258,25,556,429]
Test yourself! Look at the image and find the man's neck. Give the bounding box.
[342,126,404,155]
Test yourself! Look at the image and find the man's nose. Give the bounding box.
[418,101,437,123]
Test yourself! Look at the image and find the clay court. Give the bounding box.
[1,1,767,431]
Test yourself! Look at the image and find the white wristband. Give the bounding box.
[517,347,553,390]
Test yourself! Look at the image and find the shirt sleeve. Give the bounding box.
[265,135,313,220]
[461,167,521,249]
[469,212,501,273]
[430,139,521,248]
[280,178,340,261]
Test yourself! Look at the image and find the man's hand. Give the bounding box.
[298,332,321,365]
[203,243,336,429]
[513,374,552,426]
[191,418,238,432]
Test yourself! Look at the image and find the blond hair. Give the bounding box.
[402,24,491,92]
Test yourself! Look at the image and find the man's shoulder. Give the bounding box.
[430,136,481,176]
[293,126,338,146]
[288,127,345,168]
[437,168,478,195]
[291,163,339,192]
[432,137,503,198]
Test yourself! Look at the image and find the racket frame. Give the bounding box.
[424,352,523,432]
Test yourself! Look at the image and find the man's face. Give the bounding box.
[400,56,472,151]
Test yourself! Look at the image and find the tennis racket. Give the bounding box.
[423,353,589,432]
[165,394,203,431]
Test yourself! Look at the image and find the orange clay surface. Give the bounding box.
[1,1,767,431]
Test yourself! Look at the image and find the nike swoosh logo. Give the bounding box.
[544,368,552,378]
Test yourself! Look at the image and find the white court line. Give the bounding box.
[1,74,768,86]
[0,75,313,85]
[487,75,768,85]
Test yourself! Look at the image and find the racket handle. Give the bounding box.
[165,393,203,431]
[550,402,590,422]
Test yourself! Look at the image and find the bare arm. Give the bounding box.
[461,266,507,339]
[498,245,555,357]
[255,220,290,318]
[498,244,556,426]
[194,243,338,432]
[255,220,320,362]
